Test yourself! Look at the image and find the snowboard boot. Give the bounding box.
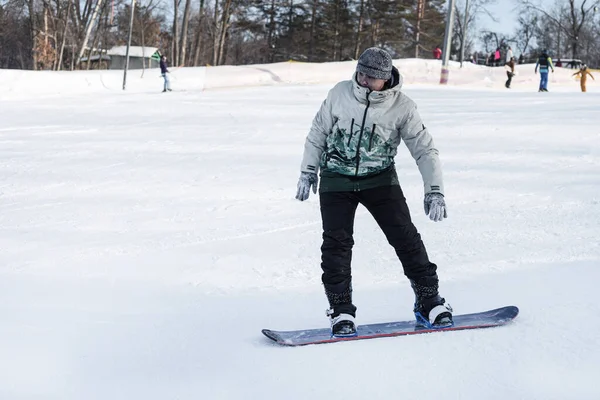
[324,279,357,337]
[410,279,453,329]
[326,310,357,337]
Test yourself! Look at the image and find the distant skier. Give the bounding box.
[535,50,555,92]
[505,57,515,88]
[295,47,452,337]
[572,64,595,92]
[160,55,172,93]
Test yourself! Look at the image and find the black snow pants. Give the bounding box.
[320,184,438,317]
[505,71,514,88]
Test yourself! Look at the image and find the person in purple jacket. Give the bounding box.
[160,55,172,93]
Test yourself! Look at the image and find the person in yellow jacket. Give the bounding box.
[572,64,595,92]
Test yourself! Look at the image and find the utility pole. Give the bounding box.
[440,0,456,84]
[123,0,136,90]
[460,0,469,67]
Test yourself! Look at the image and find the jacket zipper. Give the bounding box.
[354,94,371,176]
[347,118,355,146]
[368,124,376,151]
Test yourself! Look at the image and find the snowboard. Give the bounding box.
[262,305,518,346]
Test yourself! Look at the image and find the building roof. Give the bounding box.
[107,46,160,58]
[80,54,112,62]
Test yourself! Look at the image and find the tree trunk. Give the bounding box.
[172,0,179,65]
[44,4,48,68]
[286,0,294,60]
[141,19,146,72]
[76,0,104,65]
[87,17,101,69]
[58,0,72,71]
[569,0,578,59]
[217,0,232,65]
[27,0,38,69]
[48,2,59,70]
[309,0,317,62]
[354,0,365,59]
[371,20,379,45]
[192,0,205,66]
[179,0,192,66]
[212,0,220,65]
[332,0,339,61]
[267,0,275,62]
[415,0,425,58]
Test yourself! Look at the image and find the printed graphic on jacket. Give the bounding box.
[321,119,397,176]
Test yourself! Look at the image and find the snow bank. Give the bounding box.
[0,58,587,99]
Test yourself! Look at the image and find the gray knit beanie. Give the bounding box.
[356,47,393,80]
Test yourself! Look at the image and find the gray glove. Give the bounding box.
[424,193,447,222]
[295,172,318,201]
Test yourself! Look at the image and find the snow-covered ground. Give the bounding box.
[0,60,599,400]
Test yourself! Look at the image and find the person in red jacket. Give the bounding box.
[433,46,442,60]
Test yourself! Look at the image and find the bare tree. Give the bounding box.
[172,0,180,65]
[57,0,72,70]
[453,0,496,64]
[211,0,219,64]
[519,0,600,59]
[514,10,537,56]
[179,0,192,65]
[216,0,232,65]
[76,0,104,65]
[192,0,206,66]
[354,0,365,59]
[26,0,38,69]
[308,0,317,61]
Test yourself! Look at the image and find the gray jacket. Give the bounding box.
[300,67,444,195]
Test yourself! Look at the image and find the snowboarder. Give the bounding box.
[160,55,172,93]
[295,47,452,337]
[505,57,515,88]
[572,64,595,92]
[535,50,555,92]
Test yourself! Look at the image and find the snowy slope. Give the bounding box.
[0,61,599,400]
[0,58,593,99]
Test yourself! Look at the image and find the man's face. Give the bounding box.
[357,72,387,91]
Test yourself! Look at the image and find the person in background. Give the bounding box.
[556,59,563,67]
[433,46,442,60]
[295,47,452,337]
[494,48,501,66]
[535,50,554,92]
[506,47,513,63]
[518,54,524,64]
[572,64,595,92]
[160,55,172,93]
[505,57,516,88]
